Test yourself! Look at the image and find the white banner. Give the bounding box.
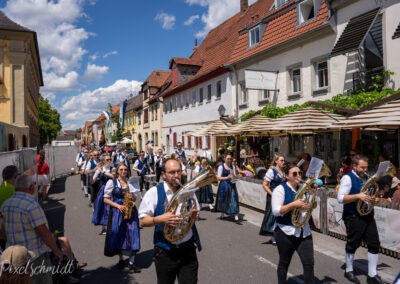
[326,197,400,253]
[244,70,278,90]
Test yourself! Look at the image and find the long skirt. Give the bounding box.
[104,203,140,257]
[196,184,214,204]
[259,194,275,236]
[92,184,110,225]
[215,180,239,215]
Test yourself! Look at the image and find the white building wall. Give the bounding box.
[334,0,400,90]
[383,2,400,89]
[162,73,232,156]
[237,33,337,117]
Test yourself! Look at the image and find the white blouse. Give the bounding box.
[103,179,140,198]
[271,182,311,238]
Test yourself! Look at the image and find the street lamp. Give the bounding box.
[218,104,236,124]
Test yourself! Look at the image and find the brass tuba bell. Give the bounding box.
[356,162,396,216]
[163,166,218,242]
[291,162,331,228]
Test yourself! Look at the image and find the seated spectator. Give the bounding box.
[0,165,18,250]
[390,177,400,203]
[0,174,86,283]
[0,245,35,283]
[0,165,18,208]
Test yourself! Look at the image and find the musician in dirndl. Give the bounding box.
[194,157,214,210]
[92,153,115,235]
[103,163,141,273]
[132,151,148,192]
[272,164,315,284]
[139,158,201,284]
[337,156,383,284]
[215,154,240,222]
[260,154,286,244]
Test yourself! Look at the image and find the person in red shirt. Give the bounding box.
[37,152,50,204]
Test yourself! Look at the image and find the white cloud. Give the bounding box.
[83,63,109,81]
[184,0,257,38]
[60,79,142,130]
[3,0,92,93]
[103,51,118,58]
[43,71,80,91]
[154,12,176,30]
[184,15,200,26]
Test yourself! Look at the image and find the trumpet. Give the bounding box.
[163,166,218,242]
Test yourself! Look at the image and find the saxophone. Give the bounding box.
[123,186,135,220]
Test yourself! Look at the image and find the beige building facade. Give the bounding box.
[0,11,43,150]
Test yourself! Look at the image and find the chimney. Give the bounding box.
[193,38,198,52]
[240,0,248,13]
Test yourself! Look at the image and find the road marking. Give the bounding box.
[255,255,303,284]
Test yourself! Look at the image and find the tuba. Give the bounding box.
[291,162,331,228]
[123,186,135,220]
[163,166,218,242]
[356,162,396,216]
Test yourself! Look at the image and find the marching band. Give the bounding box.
[73,143,391,284]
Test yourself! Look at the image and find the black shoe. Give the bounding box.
[344,271,360,284]
[88,203,92,208]
[129,263,141,274]
[367,275,385,284]
[117,260,125,269]
[98,229,107,235]
[84,194,88,198]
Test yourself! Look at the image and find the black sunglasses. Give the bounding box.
[291,171,303,177]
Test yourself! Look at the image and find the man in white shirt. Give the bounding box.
[337,156,383,284]
[138,158,201,284]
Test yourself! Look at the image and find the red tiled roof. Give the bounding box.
[111,105,120,115]
[169,58,203,68]
[126,95,143,111]
[95,113,106,122]
[144,70,171,88]
[229,0,329,64]
[161,0,274,98]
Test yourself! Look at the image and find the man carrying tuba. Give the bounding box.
[138,158,201,284]
[337,156,384,284]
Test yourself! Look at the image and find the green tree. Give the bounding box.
[39,95,62,144]
[111,119,123,142]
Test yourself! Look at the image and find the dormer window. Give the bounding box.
[271,0,289,10]
[298,0,320,25]
[249,25,261,47]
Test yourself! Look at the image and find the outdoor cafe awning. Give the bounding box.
[267,107,346,135]
[333,99,400,129]
[220,115,275,136]
[188,120,233,137]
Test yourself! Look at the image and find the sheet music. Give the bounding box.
[306,157,323,178]
[375,161,390,177]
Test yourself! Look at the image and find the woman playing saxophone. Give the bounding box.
[103,163,141,273]
[272,164,316,284]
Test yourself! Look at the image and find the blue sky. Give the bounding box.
[1,0,256,130]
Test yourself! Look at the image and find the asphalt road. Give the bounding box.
[43,174,399,284]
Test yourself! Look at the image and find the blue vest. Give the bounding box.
[137,159,147,176]
[153,183,202,251]
[275,183,296,226]
[270,168,285,191]
[343,171,363,215]
[175,150,186,159]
